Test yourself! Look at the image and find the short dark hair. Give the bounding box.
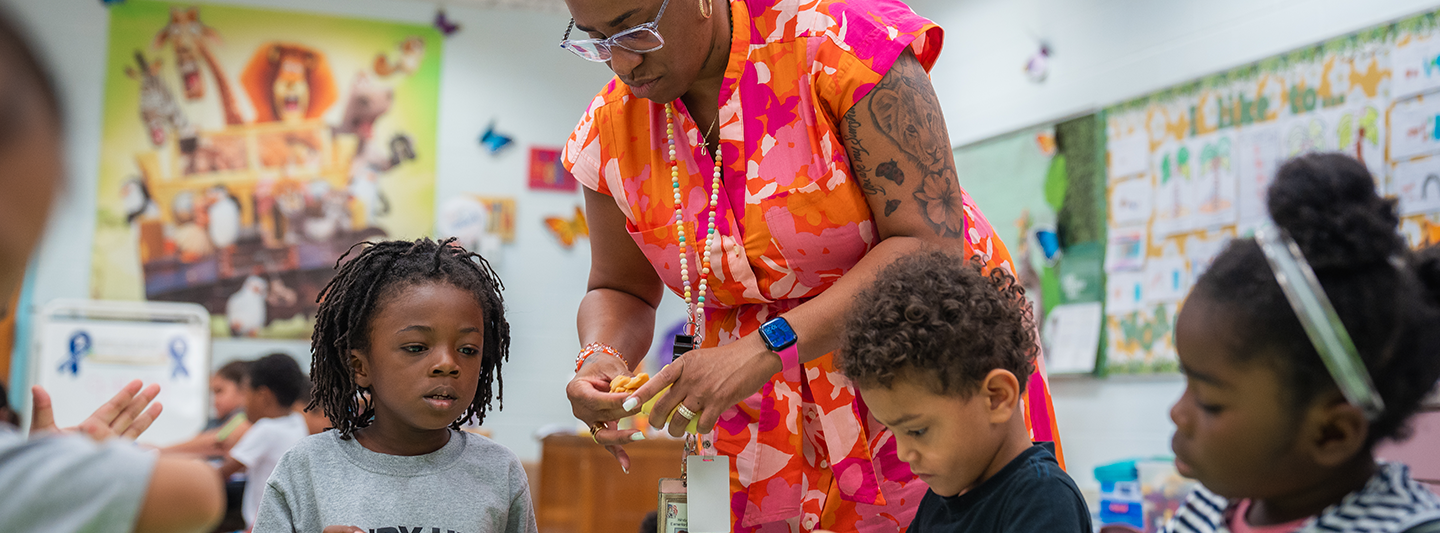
[247,353,306,407]
[310,237,510,439]
[293,378,312,407]
[214,360,249,385]
[1194,153,1440,448]
[839,249,1038,397]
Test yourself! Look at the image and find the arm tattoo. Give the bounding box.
[845,104,888,199]
[876,160,904,185]
[866,52,966,238]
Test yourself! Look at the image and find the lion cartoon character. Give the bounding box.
[240,43,337,123]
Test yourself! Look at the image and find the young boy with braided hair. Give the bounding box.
[253,237,535,533]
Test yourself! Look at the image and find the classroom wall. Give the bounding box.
[914,0,1440,147]
[5,0,1431,486]
[1,0,688,462]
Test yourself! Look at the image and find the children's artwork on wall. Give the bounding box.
[1392,34,1440,99]
[1401,214,1440,248]
[1141,256,1189,305]
[1151,142,1194,237]
[1105,271,1146,315]
[1183,230,1233,281]
[1390,94,1440,162]
[544,206,590,248]
[1041,302,1103,375]
[91,1,443,339]
[1107,128,1149,180]
[1391,156,1440,215]
[1189,133,1238,230]
[1236,125,1283,232]
[528,147,578,192]
[1104,225,1147,273]
[1110,177,1153,226]
[1100,10,1440,373]
[436,195,516,258]
[1105,303,1179,374]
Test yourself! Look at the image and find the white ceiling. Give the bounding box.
[415,0,572,14]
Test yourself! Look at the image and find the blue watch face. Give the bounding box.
[761,318,797,350]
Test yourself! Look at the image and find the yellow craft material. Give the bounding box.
[608,373,650,393]
[638,384,700,434]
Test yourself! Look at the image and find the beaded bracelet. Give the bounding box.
[574,342,626,373]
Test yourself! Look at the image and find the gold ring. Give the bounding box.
[676,404,698,420]
[589,422,606,443]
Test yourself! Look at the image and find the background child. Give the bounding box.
[164,360,253,457]
[837,250,1091,533]
[221,353,310,530]
[1164,153,1440,533]
[252,237,535,533]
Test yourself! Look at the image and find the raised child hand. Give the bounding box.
[30,379,163,441]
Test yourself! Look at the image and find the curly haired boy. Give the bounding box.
[838,250,1091,533]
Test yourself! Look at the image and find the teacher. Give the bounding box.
[560,0,1062,530]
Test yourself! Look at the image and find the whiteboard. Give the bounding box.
[27,299,211,446]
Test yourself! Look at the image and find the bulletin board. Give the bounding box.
[956,116,1109,375]
[1102,9,1440,374]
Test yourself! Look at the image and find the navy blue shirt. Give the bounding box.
[910,445,1092,533]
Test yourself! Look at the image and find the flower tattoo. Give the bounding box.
[913,170,965,237]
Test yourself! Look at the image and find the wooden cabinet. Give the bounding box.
[536,434,685,533]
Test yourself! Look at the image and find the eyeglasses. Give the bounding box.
[560,0,671,62]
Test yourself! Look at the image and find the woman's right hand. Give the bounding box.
[566,354,646,472]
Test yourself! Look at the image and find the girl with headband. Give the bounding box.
[1164,153,1440,533]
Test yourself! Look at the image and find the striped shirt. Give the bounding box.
[1163,462,1440,533]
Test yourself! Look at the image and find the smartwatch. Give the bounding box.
[759,316,800,381]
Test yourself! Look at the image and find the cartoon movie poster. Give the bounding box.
[91,2,442,338]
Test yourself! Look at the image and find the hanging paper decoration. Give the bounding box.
[544,206,589,248]
[479,121,514,155]
[1024,42,1051,83]
[528,146,578,191]
[434,9,460,37]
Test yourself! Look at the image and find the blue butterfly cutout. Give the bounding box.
[479,122,514,155]
[1034,228,1061,261]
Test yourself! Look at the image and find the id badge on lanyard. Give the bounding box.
[658,436,728,533]
[658,339,729,533]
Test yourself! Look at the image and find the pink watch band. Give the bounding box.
[778,343,801,383]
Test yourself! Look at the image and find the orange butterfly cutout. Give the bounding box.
[545,206,589,248]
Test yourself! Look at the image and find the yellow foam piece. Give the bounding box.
[637,385,700,434]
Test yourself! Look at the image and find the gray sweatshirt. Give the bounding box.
[253,429,537,533]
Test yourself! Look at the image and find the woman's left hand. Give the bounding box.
[625,334,782,438]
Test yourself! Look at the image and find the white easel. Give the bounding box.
[24,299,211,446]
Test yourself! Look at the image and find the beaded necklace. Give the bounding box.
[666,102,722,349]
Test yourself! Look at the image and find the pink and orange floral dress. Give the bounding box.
[564,0,1063,531]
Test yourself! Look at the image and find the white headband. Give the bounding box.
[1255,224,1385,421]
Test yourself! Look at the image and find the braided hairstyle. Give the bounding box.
[1194,153,1440,448]
[839,249,1038,397]
[309,237,510,439]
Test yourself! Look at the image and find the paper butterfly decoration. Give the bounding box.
[434,9,461,36]
[1034,228,1061,262]
[545,206,589,248]
[479,121,514,155]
